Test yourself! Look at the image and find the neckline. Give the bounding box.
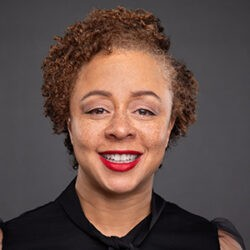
[56,178,165,249]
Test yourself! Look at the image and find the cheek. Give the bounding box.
[70,119,101,148]
[139,119,171,150]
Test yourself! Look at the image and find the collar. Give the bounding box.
[56,178,165,249]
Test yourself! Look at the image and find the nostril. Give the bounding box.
[105,130,135,140]
[104,117,136,140]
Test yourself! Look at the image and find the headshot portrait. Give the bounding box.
[0,1,249,249]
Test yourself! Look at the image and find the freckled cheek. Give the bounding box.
[71,120,103,149]
[139,122,171,150]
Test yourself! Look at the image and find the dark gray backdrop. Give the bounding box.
[0,0,249,247]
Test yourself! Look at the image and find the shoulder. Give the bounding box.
[153,193,216,230]
[152,194,220,249]
[156,196,243,249]
[162,199,215,231]
[3,200,67,247]
[5,201,61,229]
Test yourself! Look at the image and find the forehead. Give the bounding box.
[73,49,173,100]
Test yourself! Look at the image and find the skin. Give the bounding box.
[219,230,242,250]
[68,50,174,236]
[0,230,2,249]
[0,50,241,248]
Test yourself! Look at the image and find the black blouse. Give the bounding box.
[2,179,222,249]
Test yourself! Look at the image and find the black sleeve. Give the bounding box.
[211,217,245,250]
[0,218,4,229]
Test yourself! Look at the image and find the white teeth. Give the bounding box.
[102,154,138,163]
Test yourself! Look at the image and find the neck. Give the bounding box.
[75,171,152,237]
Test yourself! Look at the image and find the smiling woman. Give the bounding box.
[68,50,174,199]
[1,6,244,250]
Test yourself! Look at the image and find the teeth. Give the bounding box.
[102,154,138,163]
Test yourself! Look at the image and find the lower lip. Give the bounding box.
[99,156,141,172]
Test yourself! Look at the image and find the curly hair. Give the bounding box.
[41,6,198,169]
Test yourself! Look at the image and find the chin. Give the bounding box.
[99,177,134,194]
[102,176,150,196]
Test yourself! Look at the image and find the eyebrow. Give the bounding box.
[130,90,161,101]
[80,89,161,102]
[81,90,112,101]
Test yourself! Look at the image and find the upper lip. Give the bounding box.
[99,150,143,155]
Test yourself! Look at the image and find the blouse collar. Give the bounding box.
[56,178,165,249]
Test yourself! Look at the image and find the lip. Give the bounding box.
[99,150,142,172]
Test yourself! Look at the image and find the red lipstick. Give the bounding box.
[99,150,142,172]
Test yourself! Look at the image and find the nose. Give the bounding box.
[104,112,136,141]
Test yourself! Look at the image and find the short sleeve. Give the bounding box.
[211,217,245,250]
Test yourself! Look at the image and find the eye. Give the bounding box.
[85,108,109,115]
[135,108,155,116]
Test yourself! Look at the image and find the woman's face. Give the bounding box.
[68,49,174,195]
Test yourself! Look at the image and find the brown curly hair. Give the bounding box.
[41,6,198,169]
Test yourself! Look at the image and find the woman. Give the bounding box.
[1,7,244,249]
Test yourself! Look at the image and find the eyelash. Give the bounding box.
[85,108,109,115]
[134,108,155,116]
[85,108,155,116]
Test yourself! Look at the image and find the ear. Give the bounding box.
[167,117,175,134]
[67,117,74,145]
[165,117,175,148]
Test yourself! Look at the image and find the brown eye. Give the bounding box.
[135,109,155,116]
[86,108,108,115]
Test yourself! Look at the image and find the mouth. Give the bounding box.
[98,150,142,172]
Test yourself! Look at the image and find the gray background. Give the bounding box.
[0,0,249,247]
